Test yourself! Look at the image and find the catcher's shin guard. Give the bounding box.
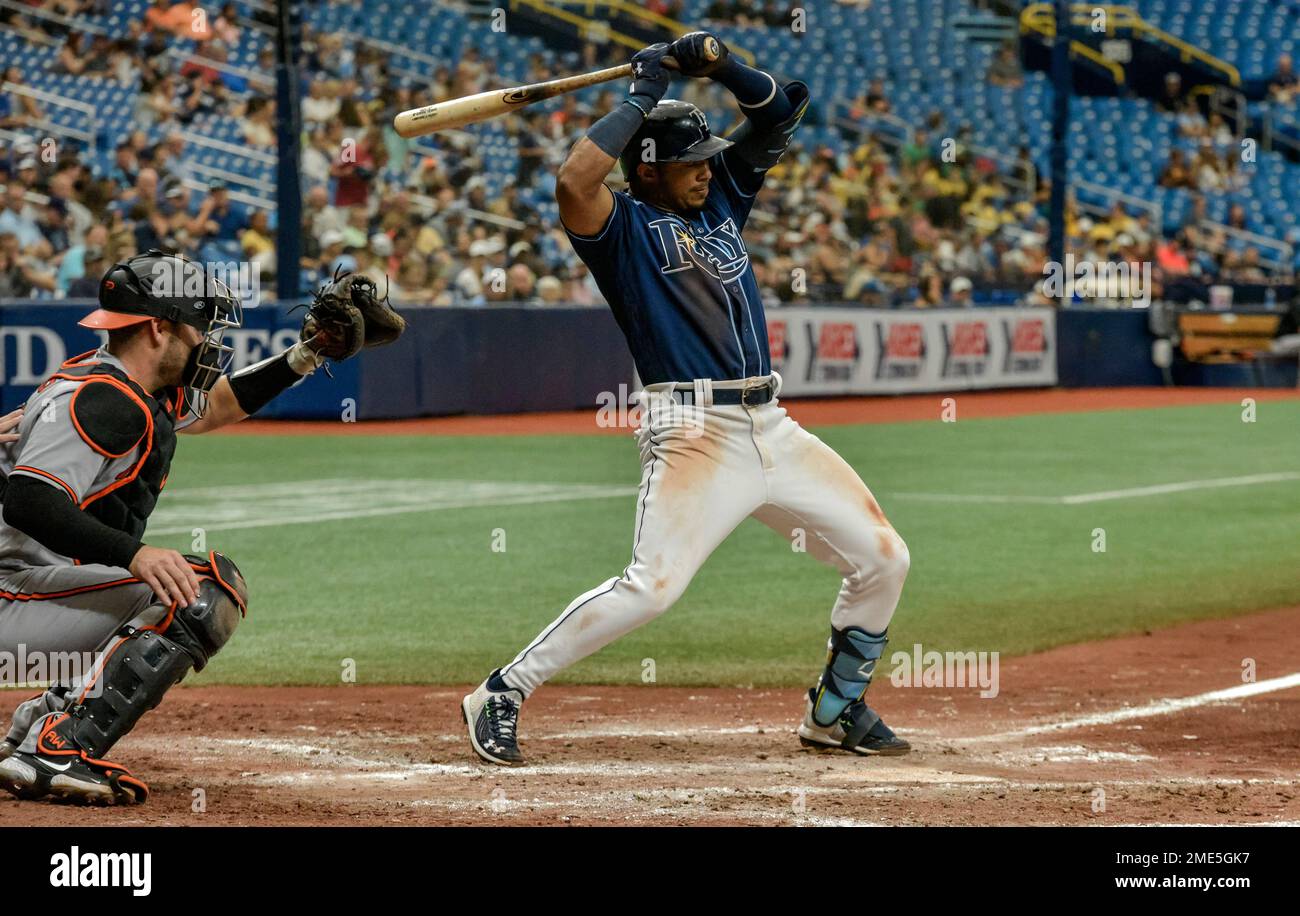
[55,552,248,760]
[810,626,888,728]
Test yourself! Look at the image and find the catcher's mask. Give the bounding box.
[80,249,243,418]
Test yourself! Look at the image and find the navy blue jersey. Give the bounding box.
[565,148,775,385]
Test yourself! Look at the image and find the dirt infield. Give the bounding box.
[3,605,1296,826]
[224,387,1300,437]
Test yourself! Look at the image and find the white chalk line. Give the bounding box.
[968,671,1300,742]
[892,470,1300,507]
[146,478,637,536]
[141,468,1300,536]
[1061,471,1300,504]
[538,724,777,740]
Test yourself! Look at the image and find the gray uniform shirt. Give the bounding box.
[0,349,194,571]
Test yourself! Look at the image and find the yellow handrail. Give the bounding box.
[575,0,702,37]
[1021,2,1240,87]
[1019,7,1126,85]
[509,0,654,57]
[508,0,755,66]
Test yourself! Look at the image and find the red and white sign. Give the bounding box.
[769,307,1055,395]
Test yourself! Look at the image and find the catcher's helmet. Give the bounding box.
[79,249,242,414]
[620,100,734,181]
[80,249,239,332]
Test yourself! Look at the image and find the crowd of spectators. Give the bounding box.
[1,0,1296,307]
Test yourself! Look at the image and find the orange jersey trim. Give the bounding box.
[9,465,77,503]
[0,574,144,602]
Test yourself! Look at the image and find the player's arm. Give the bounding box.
[557,42,672,237]
[673,33,811,196]
[183,273,406,434]
[180,342,323,435]
[2,390,200,604]
[2,479,199,606]
[556,138,617,237]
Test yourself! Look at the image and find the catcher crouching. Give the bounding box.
[0,250,403,806]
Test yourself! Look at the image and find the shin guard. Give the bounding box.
[810,626,887,727]
[46,552,247,760]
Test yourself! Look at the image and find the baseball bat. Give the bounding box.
[394,64,639,138]
[393,37,721,138]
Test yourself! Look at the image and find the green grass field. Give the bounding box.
[156,400,1300,687]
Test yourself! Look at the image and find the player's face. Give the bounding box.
[158,321,203,387]
[645,160,712,212]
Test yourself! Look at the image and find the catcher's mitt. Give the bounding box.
[300,271,406,362]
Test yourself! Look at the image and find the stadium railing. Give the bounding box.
[1020,2,1240,88]
[0,81,98,158]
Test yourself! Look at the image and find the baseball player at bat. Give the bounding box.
[464,33,911,765]
[0,250,403,805]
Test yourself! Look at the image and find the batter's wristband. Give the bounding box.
[228,351,303,416]
[587,101,647,159]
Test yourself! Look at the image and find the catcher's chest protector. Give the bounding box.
[37,357,179,540]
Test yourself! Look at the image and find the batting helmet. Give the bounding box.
[620,100,734,181]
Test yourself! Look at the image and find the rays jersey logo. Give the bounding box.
[648,217,750,283]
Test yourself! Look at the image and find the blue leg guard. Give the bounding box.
[811,626,888,727]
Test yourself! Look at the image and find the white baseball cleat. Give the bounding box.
[462,672,526,766]
[797,688,911,756]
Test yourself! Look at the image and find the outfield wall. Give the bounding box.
[0,301,1173,417]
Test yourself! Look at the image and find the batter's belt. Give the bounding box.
[646,373,781,408]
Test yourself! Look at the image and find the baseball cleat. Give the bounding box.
[462,672,526,766]
[0,748,149,806]
[797,688,911,756]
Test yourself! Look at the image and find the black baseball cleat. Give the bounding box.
[0,748,149,806]
[797,688,911,756]
[462,673,526,766]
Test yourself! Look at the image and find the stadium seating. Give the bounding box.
[3,0,1296,299]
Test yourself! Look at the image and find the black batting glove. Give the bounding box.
[671,31,730,78]
[628,42,672,115]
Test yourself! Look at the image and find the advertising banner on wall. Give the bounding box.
[0,302,358,417]
[766,307,1057,396]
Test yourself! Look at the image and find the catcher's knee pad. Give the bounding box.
[168,551,248,671]
[811,626,888,727]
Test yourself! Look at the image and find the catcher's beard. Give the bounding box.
[158,331,195,388]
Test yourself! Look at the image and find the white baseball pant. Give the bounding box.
[499,375,909,696]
